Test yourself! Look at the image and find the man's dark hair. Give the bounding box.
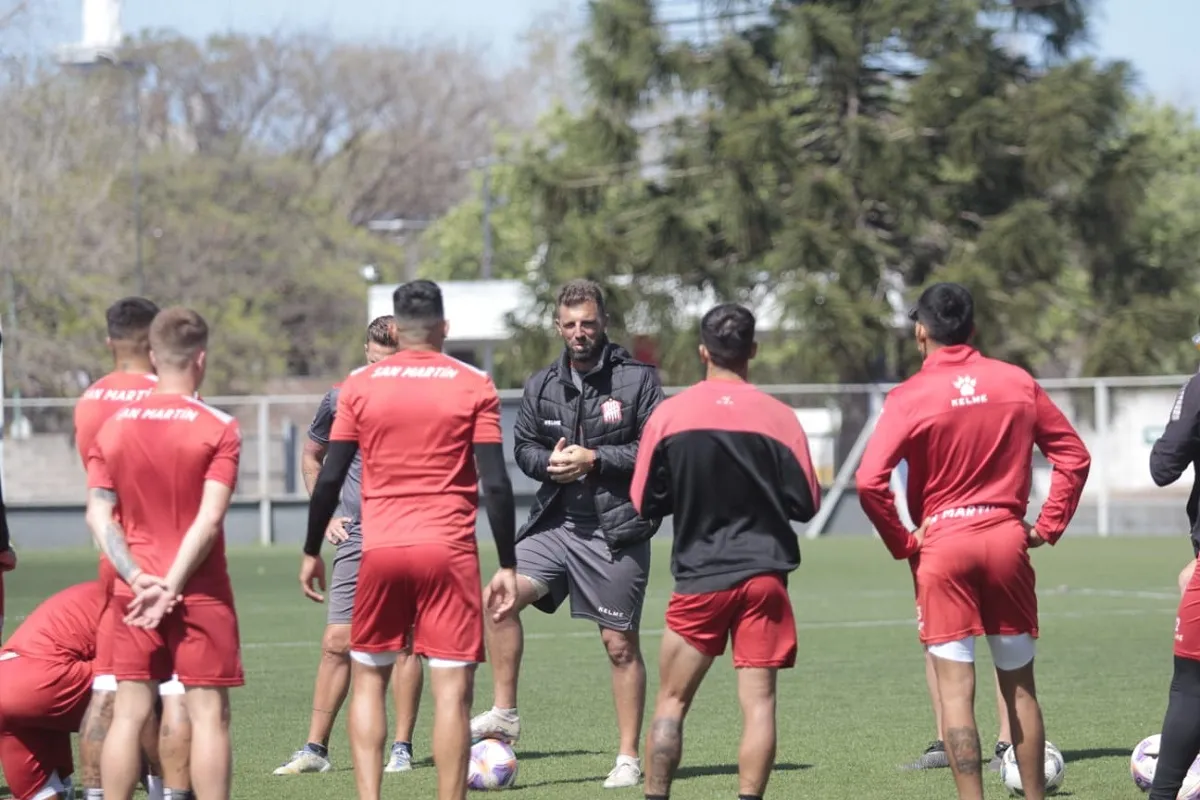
[392,280,445,325]
[908,282,974,346]
[366,315,398,348]
[556,279,606,318]
[106,297,160,342]
[700,303,756,370]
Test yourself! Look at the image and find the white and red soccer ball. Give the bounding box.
[468,738,518,790]
[1131,733,1200,797]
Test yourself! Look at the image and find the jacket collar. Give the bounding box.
[556,338,630,388]
[921,344,980,370]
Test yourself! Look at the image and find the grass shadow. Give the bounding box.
[516,749,602,761]
[1061,747,1131,762]
[677,762,811,779]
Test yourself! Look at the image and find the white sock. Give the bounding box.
[145,774,165,800]
[493,706,518,717]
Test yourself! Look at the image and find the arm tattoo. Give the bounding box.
[103,521,141,582]
[945,726,983,776]
[645,716,683,795]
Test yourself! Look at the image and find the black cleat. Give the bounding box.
[902,740,950,770]
[989,740,1012,772]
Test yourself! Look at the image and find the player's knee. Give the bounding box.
[322,625,352,658]
[600,628,640,667]
[185,687,231,732]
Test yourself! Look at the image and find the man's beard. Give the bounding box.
[568,336,604,363]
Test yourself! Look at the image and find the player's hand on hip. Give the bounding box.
[912,517,932,549]
[1179,559,1197,594]
[486,568,520,622]
[325,517,351,545]
[299,554,326,603]
[1024,524,1047,548]
[0,548,16,572]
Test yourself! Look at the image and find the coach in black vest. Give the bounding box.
[474,278,664,789]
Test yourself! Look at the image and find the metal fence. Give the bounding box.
[1,374,1194,547]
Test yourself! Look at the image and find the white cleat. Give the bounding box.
[384,744,413,773]
[273,748,332,775]
[603,755,642,788]
[469,707,521,743]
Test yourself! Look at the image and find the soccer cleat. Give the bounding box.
[989,741,1012,772]
[470,707,521,743]
[384,742,413,773]
[602,755,642,788]
[902,740,950,770]
[272,747,332,775]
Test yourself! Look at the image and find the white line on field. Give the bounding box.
[239,605,1175,650]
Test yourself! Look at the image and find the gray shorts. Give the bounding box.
[518,523,650,632]
[328,532,362,625]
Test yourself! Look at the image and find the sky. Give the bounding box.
[35,0,1200,108]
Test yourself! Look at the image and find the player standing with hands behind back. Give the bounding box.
[856,283,1090,800]
[630,303,820,800]
[86,307,244,800]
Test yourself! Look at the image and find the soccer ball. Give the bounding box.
[467,738,518,790]
[1130,733,1200,797]
[1000,740,1064,796]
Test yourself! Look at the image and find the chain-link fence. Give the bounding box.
[1,375,1193,547]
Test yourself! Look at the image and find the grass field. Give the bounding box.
[1,536,1189,799]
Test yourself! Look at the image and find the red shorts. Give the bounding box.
[351,544,484,664]
[94,559,120,677]
[911,516,1038,646]
[665,572,797,669]
[0,651,93,797]
[1174,558,1200,659]
[110,598,244,687]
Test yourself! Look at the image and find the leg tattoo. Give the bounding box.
[946,726,983,775]
[645,717,683,796]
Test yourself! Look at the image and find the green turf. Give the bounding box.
[0,536,1188,798]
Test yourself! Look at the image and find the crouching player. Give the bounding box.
[85,307,244,800]
[0,581,110,799]
[630,303,821,800]
[856,283,1090,800]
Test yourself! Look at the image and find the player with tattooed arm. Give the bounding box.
[86,307,243,800]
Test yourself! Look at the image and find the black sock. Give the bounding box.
[738,795,763,800]
[1150,656,1200,799]
[162,791,194,800]
[645,795,668,800]
[305,741,329,758]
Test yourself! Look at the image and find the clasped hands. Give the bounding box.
[123,571,183,630]
[546,437,595,483]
